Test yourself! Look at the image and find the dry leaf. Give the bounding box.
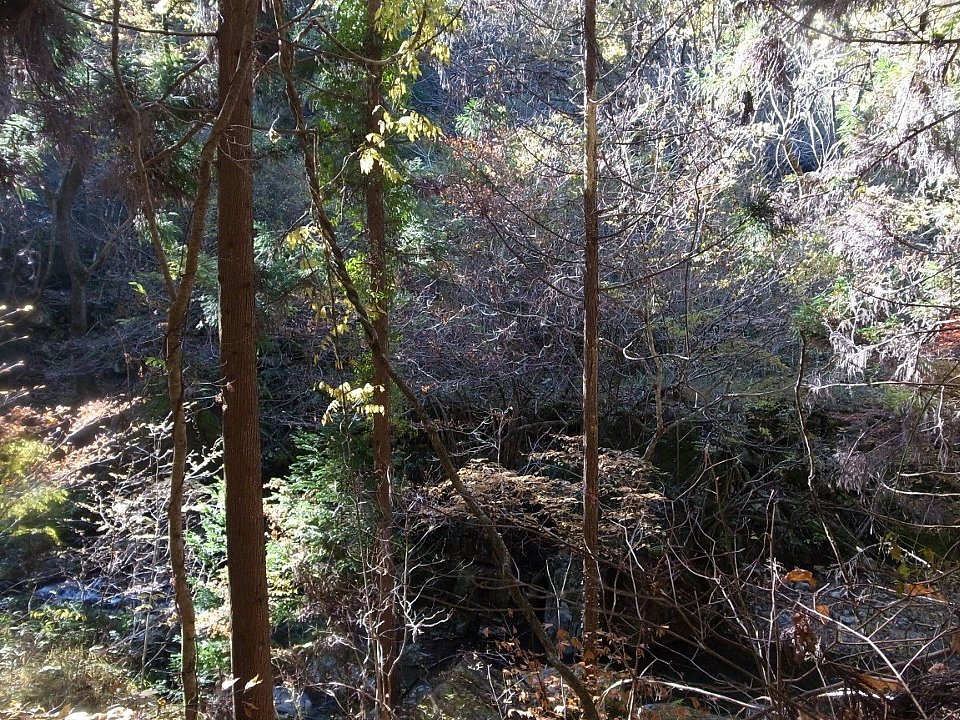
[815,604,831,617]
[901,582,946,601]
[856,673,903,694]
[783,568,818,589]
[950,630,960,654]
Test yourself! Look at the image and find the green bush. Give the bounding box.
[0,437,68,565]
[0,602,139,711]
[265,431,371,614]
[185,430,368,660]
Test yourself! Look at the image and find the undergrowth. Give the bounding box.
[0,601,148,712]
[0,436,68,576]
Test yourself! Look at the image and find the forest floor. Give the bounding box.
[2,325,960,720]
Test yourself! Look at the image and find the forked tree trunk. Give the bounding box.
[581,0,601,674]
[365,2,400,715]
[217,2,275,719]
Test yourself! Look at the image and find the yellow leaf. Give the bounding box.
[244,674,263,691]
[359,149,376,175]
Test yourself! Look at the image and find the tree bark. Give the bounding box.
[217,2,275,719]
[110,4,198,717]
[365,1,400,716]
[112,1,264,715]
[52,158,87,336]
[582,0,601,673]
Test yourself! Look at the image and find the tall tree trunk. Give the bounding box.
[52,159,88,336]
[365,3,399,715]
[217,2,274,719]
[112,1,264,715]
[581,0,601,673]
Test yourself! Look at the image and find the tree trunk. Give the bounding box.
[165,336,200,720]
[581,0,601,673]
[365,2,399,715]
[217,2,275,719]
[109,4,198,717]
[53,159,88,336]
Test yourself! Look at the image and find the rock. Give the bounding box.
[36,579,104,605]
[748,572,959,666]
[64,713,103,720]
[273,685,312,717]
[414,655,502,720]
[63,418,106,447]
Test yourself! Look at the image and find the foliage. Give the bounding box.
[5,0,960,717]
[184,429,369,670]
[0,602,140,712]
[266,430,371,587]
[0,437,67,560]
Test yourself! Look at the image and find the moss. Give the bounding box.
[414,659,501,720]
[192,407,221,447]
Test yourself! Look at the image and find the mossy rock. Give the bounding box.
[193,407,222,448]
[414,656,501,720]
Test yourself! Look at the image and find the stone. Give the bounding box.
[274,685,312,718]
[414,655,502,720]
[36,579,104,605]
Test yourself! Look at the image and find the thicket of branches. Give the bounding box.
[2,0,960,719]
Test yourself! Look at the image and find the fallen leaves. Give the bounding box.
[855,673,904,695]
[900,582,947,601]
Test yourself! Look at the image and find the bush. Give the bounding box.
[265,430,371,620]
[0,603,138,711]
[0,436,68,569]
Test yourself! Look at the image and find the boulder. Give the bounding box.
[413,655,503,720]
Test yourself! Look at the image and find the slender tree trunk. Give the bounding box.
[53,159,88,336]
[109,5,199,717]
[165,336,200,720]
[113,2,262,715]
[365,3,399,715]
[581,0,601,673]
[217,2,275,719]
